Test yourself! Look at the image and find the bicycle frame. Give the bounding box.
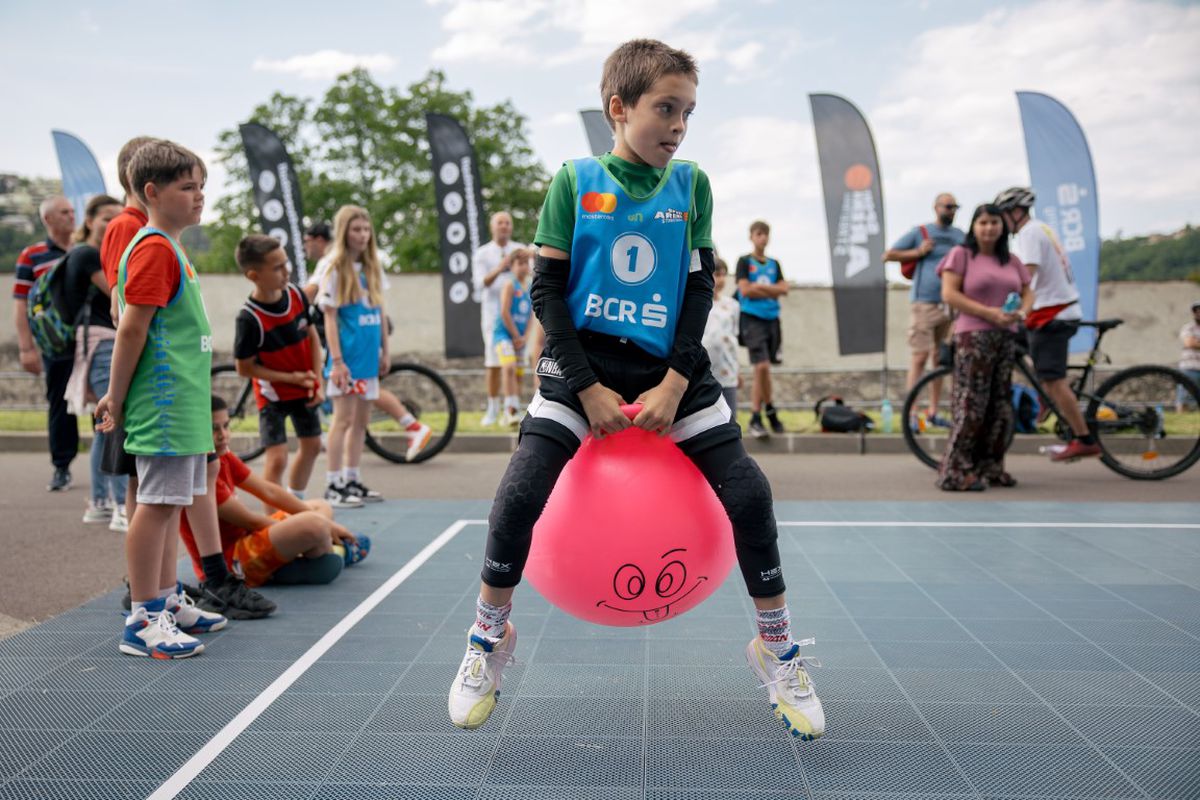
[1013,324,1110,438]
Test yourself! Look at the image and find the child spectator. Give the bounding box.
[233,234,323,501]
[736,220,788,439]
[95,139,228,658]
[494,249,534,425]
[702,257,740,422]
[180,396,367,588]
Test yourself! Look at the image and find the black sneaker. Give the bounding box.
[199,575,276,620]
[325,483,363,509]
[748,415,770,440]
[766,408,786,435]
[344,479,383,503]
[47,468,71,492]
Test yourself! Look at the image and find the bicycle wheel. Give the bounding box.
[901,365,954,470]
[210,364,265,462]
[365,361,457,464]
[1086,365,1200,480]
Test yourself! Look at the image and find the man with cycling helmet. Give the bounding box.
[994,186,1100,462]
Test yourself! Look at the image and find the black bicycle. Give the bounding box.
[903,319,1200,480]
[211,360,457,465]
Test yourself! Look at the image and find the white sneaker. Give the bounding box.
[449,622,517,729]
[108,504,129,533]
[405,423,432,461]
[82,499,112,524]
[120,607,204,659]
[480,411,499,428]
[166,588,227,634]
[500,408,521,427]
[746,636,825,740]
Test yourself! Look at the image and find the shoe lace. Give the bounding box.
[760,637,821,699]
[153,609,182,637]
[174,590,198,610]
[458,641,516,691]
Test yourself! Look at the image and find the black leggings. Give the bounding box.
[481,429,786,598]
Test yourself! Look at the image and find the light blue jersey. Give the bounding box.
[324,273,382,381]
[738,256,782,320]
[566,157,696,359]
[493,280,531,343]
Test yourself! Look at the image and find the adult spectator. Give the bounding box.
[61,194,128,526]
[13,195,77,491]
[302,222,333,344]
[472,211,525,427]
[1179,300,1200,412]
[994,186,1100,462]
[303,222,332,268]
[883,193,965,428]
[935,204,1032,491]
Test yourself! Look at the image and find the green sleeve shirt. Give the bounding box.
[534,153,714,253]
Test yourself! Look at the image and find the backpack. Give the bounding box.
[1011,384,1040,434]
[900,225,929,281]
[814,395,874,433]
[26,254,94,358]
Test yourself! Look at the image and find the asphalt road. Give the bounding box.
[1,449,1196,631]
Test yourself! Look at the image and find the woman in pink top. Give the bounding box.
[935,204,1033,491]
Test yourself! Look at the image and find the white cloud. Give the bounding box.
[871,0,1200,238]
[251,50,398,80]
[79,10,100,34]
[427,0,548,62]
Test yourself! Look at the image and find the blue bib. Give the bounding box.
[325,274,382,381]
[739,256,781,320]
[493,280,531,342]
[567,157,695,359]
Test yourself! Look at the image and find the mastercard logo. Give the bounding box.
[581,192,618,214]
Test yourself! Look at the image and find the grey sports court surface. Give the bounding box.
[1,499,1198,800]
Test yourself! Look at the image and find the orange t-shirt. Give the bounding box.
[99,206,148,290]
[122,236,182,308]
[180,452,253,580]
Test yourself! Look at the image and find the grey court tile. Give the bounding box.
[505,696,642,738]
[870,640,1000,670]
[481,786,640,800]
[919,701,1089,745]
[647,737,805,792]
[365,693,498,736]
[518,663,643,698]
[853,617,973,643]
[22,656,175,694]
[809,669,908,703]
[1144,670,1200,709]
[288,661,404,694]
[178,783,320,800]
[0,690,131,730]
[0,780,161,799]
[322,632,431,663]
[649,696,791,740]
[167,659,293,694]
[0,728,73,780]
[1102,746,1200,800]
[316,785,477,800]
[0,658,58,694]
[486,736,642,788]
[647,637,748,666]
[797,740,973,795]
[791,616,864,642]
[801,641,884,670]
[961,617,1087,643]
[647,665,761,699]
[0,631,109,660]
[93,691,258,733]
[1068,617,1198,645]
[651,614,755,641]
[247,692,386,733]
[818,700,934,743]
[1036,598,1157,620]
[1116,643,1200,672]
[201,731,352,782]
[1016,669,1177,707]
[837,595,951,619]
[531,636,645,665]
[890,669,1041,704]
[393,661,526,696]
[325,733,493,784]
[1056,704,1200,749]
[947,742,1143,798]
[27,730,212,781]
[985,641,1126,671]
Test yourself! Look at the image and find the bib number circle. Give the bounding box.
[611,232,657,286]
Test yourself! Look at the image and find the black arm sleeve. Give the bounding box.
[530,254,598,394]
[667,248,716,379]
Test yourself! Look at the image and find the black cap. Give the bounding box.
[305,222,332,240]
[1191,299,1200,310]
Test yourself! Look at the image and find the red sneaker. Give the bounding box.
[1049,439,1102,462]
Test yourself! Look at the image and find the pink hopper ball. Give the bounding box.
[524,405,736,626]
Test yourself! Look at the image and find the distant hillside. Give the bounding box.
[1101,225,1200,283]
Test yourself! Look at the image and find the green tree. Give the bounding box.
[1100,224,1200,283]
[196,69,547,274]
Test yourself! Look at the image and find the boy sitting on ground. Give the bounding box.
[180,395,369,588]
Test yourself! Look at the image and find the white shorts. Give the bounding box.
[135,454,208,506]
[482,308,500,368]
[327,377,380,401]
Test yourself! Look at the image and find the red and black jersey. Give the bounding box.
[234,284,317,408]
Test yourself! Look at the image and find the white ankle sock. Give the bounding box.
[343,466,360,482]
[486,397,499,415]
[288,487,306,500]
[327,471,343,487]
[399,413,416,428]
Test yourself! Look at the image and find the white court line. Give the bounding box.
[779,521,1200,529]
[148,518,486,800]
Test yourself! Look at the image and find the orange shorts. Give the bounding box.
[232,510,288,587]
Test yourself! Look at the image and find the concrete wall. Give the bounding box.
[1,275,1196,407]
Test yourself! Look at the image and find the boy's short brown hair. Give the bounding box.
[236,234,282,273]
[127,139,207,205]
[714,257,729,276]
[117,136,156,196]
[600,39,698,129]
[749,220,770,236]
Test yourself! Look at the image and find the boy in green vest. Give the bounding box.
[96,140,227,658]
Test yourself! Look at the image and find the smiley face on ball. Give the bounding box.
[595,548,709,623]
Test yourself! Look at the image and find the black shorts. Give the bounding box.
[100,424,137,477]
[741,314,782,365]
[527,333,739,453]
[1027,319,1079,381]
[259,398,323,448]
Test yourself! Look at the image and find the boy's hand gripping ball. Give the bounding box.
[524,405,735,626]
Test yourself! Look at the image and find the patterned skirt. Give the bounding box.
[937,329,1015,490]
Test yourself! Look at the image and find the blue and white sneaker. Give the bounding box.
[167,586,227,634]
[449,622,517,729]
[120,606,204,659]
[746,636,825,740]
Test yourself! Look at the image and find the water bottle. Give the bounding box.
[1002,292,1021,314]
[881,397,893,434]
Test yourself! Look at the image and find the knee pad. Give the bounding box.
[488,445,559,544]
[715,456,776,547]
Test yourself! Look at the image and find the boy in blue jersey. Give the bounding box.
[495,249,534,426]
[448,38,824,741]
[737,220,789,438]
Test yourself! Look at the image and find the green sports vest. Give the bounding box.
[117,227,213,456]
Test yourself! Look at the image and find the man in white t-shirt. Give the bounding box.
[995,187,1099,462]
[472,211,525,426]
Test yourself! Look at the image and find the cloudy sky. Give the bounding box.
[2,0,1197,283]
